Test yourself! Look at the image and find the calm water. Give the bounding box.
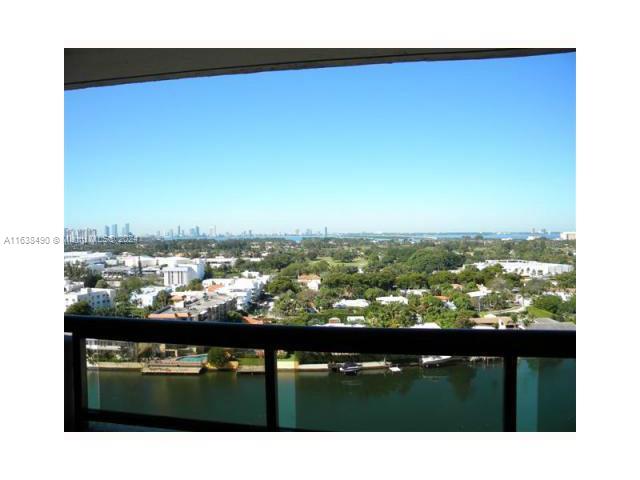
[88,359,575,431]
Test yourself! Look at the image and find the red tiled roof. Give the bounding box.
[242,316,264,325]
[298,274,321,281]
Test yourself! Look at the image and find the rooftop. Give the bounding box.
[528,318,576,330]
[470,316,513,325]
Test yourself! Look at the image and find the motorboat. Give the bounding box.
[339,362,362,375]
[388,366,402,373]
[420,355,453,367]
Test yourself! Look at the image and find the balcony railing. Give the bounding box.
[64,314,576,432]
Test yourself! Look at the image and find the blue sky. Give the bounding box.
[64,52,575,235]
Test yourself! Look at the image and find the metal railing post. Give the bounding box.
[264,347,279,431]
[503,355,518,432]
[71,334,88,431]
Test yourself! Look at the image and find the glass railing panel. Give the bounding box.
[516,357,576,432]
[86,339,266,427]
[277,352,504,431]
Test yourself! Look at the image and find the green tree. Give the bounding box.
[226,311,244,323]
[274,291,304,317]
[64,263,103,288]
[207,347,231,367]
[151,290,172,310]
[406,248,464,274]
[176,279,203,291]
[266,276,300,296]
[364,287,386,302]
[555,270,576,289]
[396,272,428,289]
[559,295,576,315]
[533,295,563,314]
[66,301,93,315]
[203,263,215,280]
[451,293,473,311]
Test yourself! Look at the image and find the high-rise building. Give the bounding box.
[177,225,181,237]
[124,223,130,236]
[104,225,109,237]
[111,224,118,238]
[324,226,328,237]
[195,226,200,237]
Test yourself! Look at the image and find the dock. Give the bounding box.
[236,365,265,374]
[469,356,502,363]
[88,362,143,371]
[141,360,204,375]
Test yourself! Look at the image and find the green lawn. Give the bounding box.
[317,256,367,268]
[237,357,264,366]
[527,306,555,318]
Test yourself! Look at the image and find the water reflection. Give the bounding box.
[288,361,504,431]
[88,358,574,431]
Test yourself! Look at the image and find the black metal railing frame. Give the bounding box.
[65,315,576,432]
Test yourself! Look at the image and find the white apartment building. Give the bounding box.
[514,294,533,307]
[64,251,112,266]
[203,273,270,310]
[130,286,172,307]
[122,255,157,268]
[346,316,366,325]
[149,292,237,322]
[404,289,428,296]
[297,274,322,291]
[334,299,370,308]
[63,252,109,275]
[560,232,577,241]
[241,257,263,263]
[467,285,492,299]
[472,260,573,277]
[163,259,206,287]
[410,322,441,329]
[206,256,237,268]
[376,296,409,305]
[64,279,84,293]
[65,288,116,310]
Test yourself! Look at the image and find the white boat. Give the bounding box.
[339,362,362,375]
[420,355,453,367]
[388,366,402,373]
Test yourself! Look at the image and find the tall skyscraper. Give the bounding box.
[124,223,130,236]
[324,226,328,237]
[111,224,118,237]
[177,225,181,237]
[195,226,200,237]
[104,225,109,237]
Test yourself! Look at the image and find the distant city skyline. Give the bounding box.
[64,223,569,238]
[65,52,575,233]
